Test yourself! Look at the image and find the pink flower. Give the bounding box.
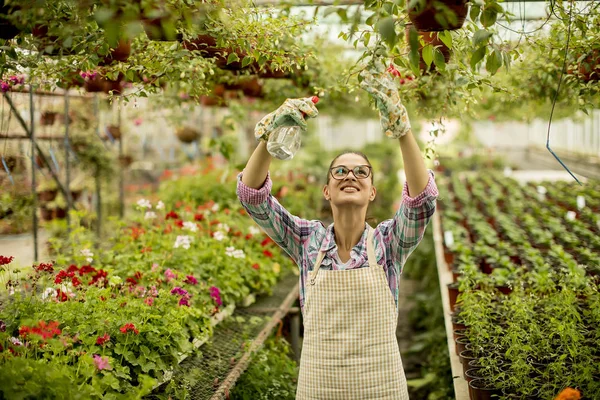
[164,269,177,282]
[209,286,222,306]
[93,354,112,370]
[144,297,154,306]
[149,285,158,297]
[179,297,190,307]
[170,287,189,296]
[134,117,143,126]
[1,82,10,93]
[151,263,160,273]
[184,275,198,285]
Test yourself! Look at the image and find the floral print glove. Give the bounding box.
[254,97,319,141]
[359,61,412,139]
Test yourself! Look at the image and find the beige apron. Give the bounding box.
[296,227,409,400]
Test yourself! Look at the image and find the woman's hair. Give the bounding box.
[326,151,374,184]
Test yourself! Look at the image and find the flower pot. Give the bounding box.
[175,127,200,144]
[408,0,468,31]
[406,24,451,72]
[40,207,54,221]
[576,50,600,82]
[0,0,20,40]
[465,367,485,382]
[104,125,122,141]
[453,328,467,341]
[181,33,220,56]
[455,335,470,356]
[40,111,58,126]
[200,95,227,107]
[54,208,67,219]
[84,75,106,93]
[502,387,541,399]
[100,39,132,65]
[38,189,57,202]
[70,190,82,202]
[459,350,478,375]
[118,155,133,168]
[468,378,501,400]
[447,282,459,311]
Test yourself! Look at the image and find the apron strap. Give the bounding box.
[366,226,378,268]
[310,250,327,285]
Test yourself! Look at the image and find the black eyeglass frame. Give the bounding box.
[329,165,372,180]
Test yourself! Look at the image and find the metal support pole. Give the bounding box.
[94,95,102,245]
[2,92,69,200]
[291,312,301,362]
[29,87,39,262]
[64,93,72,234]
[117,98,124,218]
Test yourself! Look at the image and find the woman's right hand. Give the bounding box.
[254,97,319,142]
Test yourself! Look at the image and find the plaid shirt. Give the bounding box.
[236,171,438,315]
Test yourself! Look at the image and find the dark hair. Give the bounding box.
[326,151,374,184]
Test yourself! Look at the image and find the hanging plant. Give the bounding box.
[99,39,132,65]
[0,0,21,40]
[104,125,122,141]
[407,0,469,32]
[40,111,58,126]
[576,50,600,82]
[406,24,450,72]
[175,126,200,144]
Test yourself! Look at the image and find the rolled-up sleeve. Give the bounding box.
[236,172,320,265]
[379,170,438,271]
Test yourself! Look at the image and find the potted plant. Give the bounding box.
[40,109,59,126]
[0,0,21,40]
[407,0,469,31]
[104,125,122,141]
[175,126,201,144]
[37,179,59,202]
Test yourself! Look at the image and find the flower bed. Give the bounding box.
[0,194,293,398]
[439,172,600,399]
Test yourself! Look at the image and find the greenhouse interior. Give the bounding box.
[0,0,599,399]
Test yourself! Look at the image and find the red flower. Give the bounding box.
[175,219,184,228]
[71,276,82,287]
[89,269,108,286]
[34,262,54,273]
[141,246,152,253]
[79,265,97,275]
[245,234,253,240]
[163,224,173,234]
[130,227,145,240]
[252,263,260,270]
[261,237,273,247]
[232,231,242,237]
[165,211,179,220]
[0,255,14,266]
[67,264,79,273]
[184,275,198,285]
[263,250,273,258]
[125,277,138,286]
[387,64,401,77]
[238,209,247,216]
[96,333,110,346]
[119,323,139,335]
[194,213,204,221]
[20,321,61,340]
[210,220,220,226]
[56,289,69,302]
[224,208,230,215]
[54,270,74,284]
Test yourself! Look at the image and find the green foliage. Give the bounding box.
[231,336,299,400]
[0,186,33,235]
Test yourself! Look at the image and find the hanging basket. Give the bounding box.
[0,0,21,40]
[406,24,451,72]
[104,125,122,141]
[408,0,468,32]
[100,39,132,65]
[175,127,201,144]
[40,111,58,126]
[577,50,600,82]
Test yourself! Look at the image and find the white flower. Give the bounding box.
[9,337,23,346]
[174,235,192,249]
[213,231,226,241]
[80,248,93,263]
[183,221,198,232]
[41,287,56,300]
[156,201,165,210]
[211,203,220,212]
[248,226,261,235]
[145,211,157,220]
[137,199,152,209]
[225,246,236,256]
[232,249,245,259]
[217,223,230,233]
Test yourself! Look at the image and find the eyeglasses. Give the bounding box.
[329,165,372,180]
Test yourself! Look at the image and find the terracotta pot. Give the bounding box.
[119,155,133,168]
[200,95,227,107]
[464,367,484,383]
[54,208,67,219]
[447,282,459,311]
[175,127,200,144]
[40,207,54,221]
[405,24,451,72]
[455,335,470,356]
[104,125,122,141]
[70,190,82,202]
[181,34,219,56]
[84,75,106,93]
[38,189,57,202]
[408,0,468,31]
[2,155,24,173]
[40,111,57,126]
[100,39,132,65]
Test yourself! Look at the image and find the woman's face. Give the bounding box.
[323,153,376,208]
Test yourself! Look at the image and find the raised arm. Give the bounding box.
[241,141,272,189]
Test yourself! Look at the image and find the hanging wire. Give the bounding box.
[545,0,582,185]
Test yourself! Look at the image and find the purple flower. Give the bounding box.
[178,297,190,307]
[1,82,10,93]
[209,286,222,306]
[93,354,112,370]
[170,287,189,296]
[184,275,198,285]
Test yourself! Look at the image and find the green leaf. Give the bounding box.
[323,7,338,17]
[472,29,492,47]
[363,32,371,47]
[480,7,498,28]
[438,31,452,49]
[422,45,434,67]
[377,16,396,47]
[470,46,487,70]
[485,49,502,75]
[365,13,378,27]
[227,52,240,65]
[433,48,446,70]
[242,56,253,68]
[470,4,481,22]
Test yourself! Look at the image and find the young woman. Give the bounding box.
[236,63,438,399]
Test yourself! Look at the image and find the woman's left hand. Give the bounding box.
[359,61,412,139]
